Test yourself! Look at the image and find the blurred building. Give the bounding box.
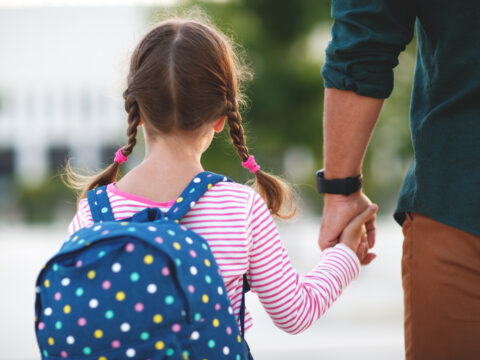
[0,6,146,184]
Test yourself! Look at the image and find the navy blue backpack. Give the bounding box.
[34,172,252,360]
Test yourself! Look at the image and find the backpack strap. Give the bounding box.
[86,185,114,223]
[166,171,231,221]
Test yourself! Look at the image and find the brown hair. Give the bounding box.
[64,17,295,218]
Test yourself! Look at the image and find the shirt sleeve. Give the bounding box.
[245,191,361,335]
[67,198,93,236]
[322,0,417,98]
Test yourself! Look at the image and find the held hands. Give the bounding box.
[319,191,377,265]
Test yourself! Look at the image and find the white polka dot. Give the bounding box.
[89,299,99,308]
[193,177,201,183]
[190,331,200,340]
[181,310,186,317]
[126,348,136,357]
[190,266,198,276]
[223,346,230,355]
[35,286,41,293]
[185,237,193,244]
[228,306,233,315]
[190,201,195,208]
[147,284,157,294]
[120,322,130,332]
[66,336,75,345]
[148,226,157,232]
[111,263,121,273]
[44,307,52,316]
[93,225,101,231]
[217,286,224,295]
[61,277,70,286]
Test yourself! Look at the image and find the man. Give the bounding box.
[317,1,480,359]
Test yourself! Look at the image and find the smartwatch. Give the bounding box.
[316,169,362,195]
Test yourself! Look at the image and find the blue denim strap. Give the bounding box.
[86,185,114,223]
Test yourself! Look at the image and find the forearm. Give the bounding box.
[323,88,383,179]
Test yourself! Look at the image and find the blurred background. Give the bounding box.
[0,0,416,358]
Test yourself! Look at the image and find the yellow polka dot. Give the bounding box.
[237,335,242,343]
[155,341,165,350]
[115,291,125,302]
[183,353,189,360]
[72,235,78,242]
[87,270,96,280]
[63,305,71,314]
[204,259,211,267]
[176,197,183,203]
[94,329,103,339]
[48,337,54,346]
[202,294,209,303]
[120,222,128,226]
[173,242,181,250]
[212,318,219,327]
[207,184,212,189]
[153,314,163,324]
[35,316,37,322]
[144,254,154,265]
[98,357,107,360]
[44,279,50,288]
[174,220,180,223]
[42,264,46,269]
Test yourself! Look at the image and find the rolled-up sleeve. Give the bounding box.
[322,0,416,98]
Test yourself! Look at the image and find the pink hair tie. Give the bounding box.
[114,148,128,164]
[242,155,260,173]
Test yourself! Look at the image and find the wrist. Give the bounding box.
[316,169,362,196]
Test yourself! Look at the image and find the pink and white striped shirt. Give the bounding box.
[68,181,360,334]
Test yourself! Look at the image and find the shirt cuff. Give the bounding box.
[321,243,361,285]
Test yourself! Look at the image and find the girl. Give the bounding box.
[66,17,376,342]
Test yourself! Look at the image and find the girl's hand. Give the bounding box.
[339,204,378,262]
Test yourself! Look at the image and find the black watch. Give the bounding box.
[316,169,362,195]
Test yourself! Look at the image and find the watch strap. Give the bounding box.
[316,169,362,195]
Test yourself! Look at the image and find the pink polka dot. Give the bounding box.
[54,292,62,301]
[38,322,45,330]
[134,302,144,312]
[60,351,68,358]
[111,340,121,349]
[76,260,82,268]
[161,267,170,276]
[180,225,187,231]
[78,317,87,326]
[96,189,103,195]
[125,243,135,252]
[172,323,181,333]
[187,285,195,293]
[155,236,163,244]
[102,280,111,290]
[101,230,109,235]
[173,208,178,213]
[215,303,221,311]
[189,250,197,258]
[226,326,232,335]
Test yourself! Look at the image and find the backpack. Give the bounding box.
[34,172,251,360]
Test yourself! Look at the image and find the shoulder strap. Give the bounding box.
[86,185,114,223]
[166,171,231,221]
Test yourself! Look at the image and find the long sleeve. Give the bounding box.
[245,191,360,335]
[322,0,417,98]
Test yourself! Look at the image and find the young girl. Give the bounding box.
[67,17,376,340]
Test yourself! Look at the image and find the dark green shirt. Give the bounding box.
[322,0,480,235]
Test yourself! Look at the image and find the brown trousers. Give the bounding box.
[402,213,480,360]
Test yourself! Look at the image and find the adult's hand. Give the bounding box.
[318,191,377,265]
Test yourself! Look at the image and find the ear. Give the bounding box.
[213,116,226,133]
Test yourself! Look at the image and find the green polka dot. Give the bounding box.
[166,348,174,356]
[130,272,140,282]
[101,207,108,214]
[127,227,136,232]
[140,331,150,341]
[75,287,84,296]
[78,239,85,245]
[98,250,106,258]
[208,339,215,348]
[167,230,175,236]
[43,350,48,357]
[55,321,62,330]
[202,243,208,250]
[83,347,92,355]
[52,263,59,271]
[105,310,114,319]
[205,275,212,284]
[175,258,182,266]
[236,355,241,360]
[194,313,201,322]
[183,350,190,358]
[165,295,174,305]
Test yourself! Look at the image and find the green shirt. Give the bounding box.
[322,0,480,235]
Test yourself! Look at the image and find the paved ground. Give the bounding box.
[0,217,405,359]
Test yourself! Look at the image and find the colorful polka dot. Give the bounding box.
[126,348,136,358]
[87,270,96,280]
[44,307,53,316]
[55,321,62,330]
[223,346,230,355]
[204,259,211,267]
[48,337,54,346]
[52,263,59,271]
[61,277,70,286]
[102,280,111,290]
[148,226,157,231]
[153,314,163,324]
[185,237,193,244]
[155,236,163,244]
[60,350,68,358]
[237,335,242,343]
[76,260,82,268]
[130,272,140,282]
[147,284,157,294]
[83,347,92,355]
[134,302,144,312]
[190,331,200,340]
[111,340,121,349]
[144,254,154,265]
[54,292,62,301]
[140,331,150,341]
[116,291,126,301]
[75,287,84,296]
[120,322,130,332]
[101,207,108,214]
[112,263,121,272]
[98,250,106,258]
[177,197,183,203]
[38,322,45,330]
[226,326,232,335]
[167,229,176,236]
[78,317,87,326]
[66,335,75,344]
[161,267,170,276]
[155,341,165,350]
[165,296,174,305]
[125,243,135,252]
[166,348,174,356]
[190,266,198,275]
[94,329,103,338]
[187,285,195,293]
[205,275,212,284]
[208,339,215,348]
[202,294,209,303]
[194,313,202,322]
[212,318,220,327]
[173,242,181,250]
[99,356,107,360]
[89,299,99,308]
[105,310,114,319]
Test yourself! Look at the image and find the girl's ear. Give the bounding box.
[213,116,226,133]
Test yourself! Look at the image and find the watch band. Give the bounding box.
[316,169,362,195]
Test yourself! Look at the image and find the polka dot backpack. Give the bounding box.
[34,172,252,360]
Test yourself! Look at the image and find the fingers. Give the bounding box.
[366,217,377,249]
[353,204,378,226]
[361,252,376,265]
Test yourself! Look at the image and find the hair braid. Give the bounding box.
[121,90,141,158]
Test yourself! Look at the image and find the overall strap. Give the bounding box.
[166,171,230,221]
[86,185,114,223]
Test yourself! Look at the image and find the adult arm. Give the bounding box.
[318,0,416,262]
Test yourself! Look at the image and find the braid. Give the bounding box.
[121,90,141,157]
[226,99,249,162]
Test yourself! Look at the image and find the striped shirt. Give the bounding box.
[68,181,360,334]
